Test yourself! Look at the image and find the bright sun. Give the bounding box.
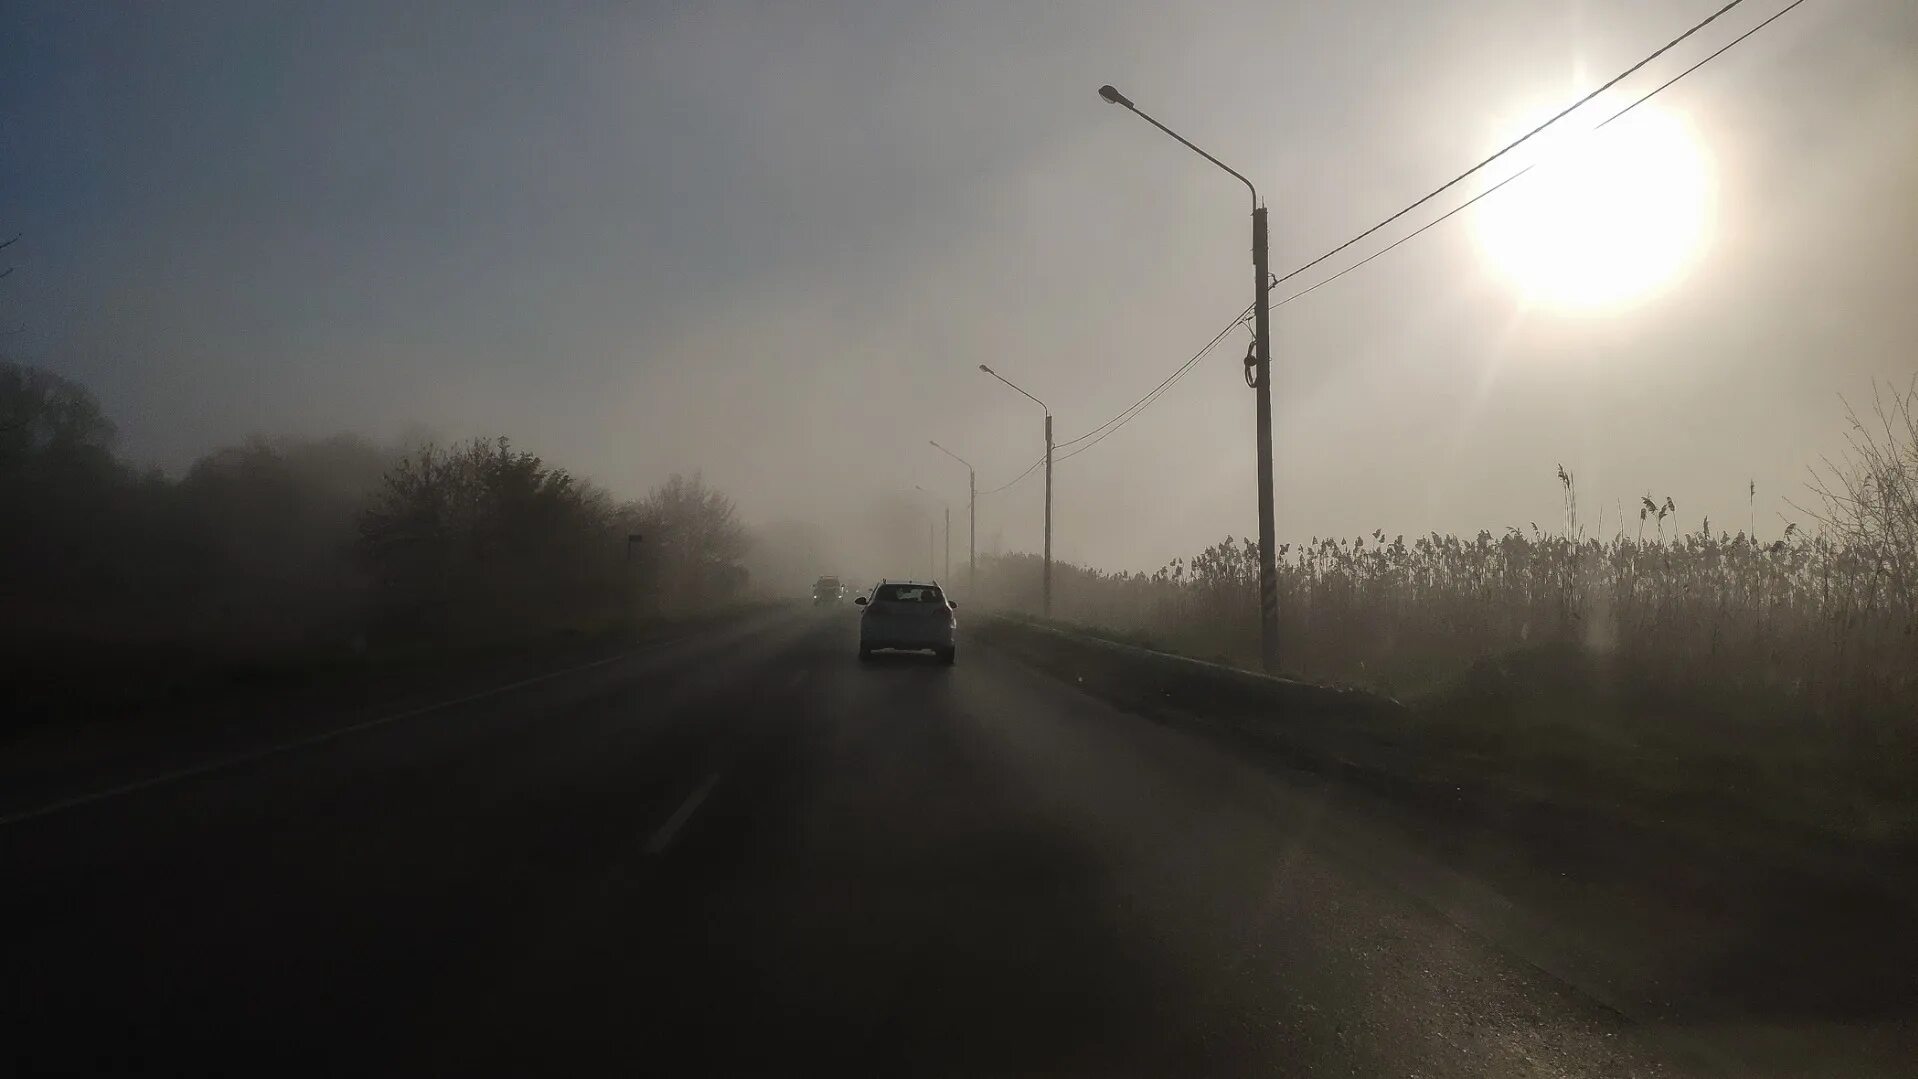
[1475,106,1713,311]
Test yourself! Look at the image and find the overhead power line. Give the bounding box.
[986,0,1806,490]
[981,303,1249,491]
[1054,301,1255,451]
[979,454,1046,495]
[1273,0,1810,309]
[980,303,1254,495]
[1273,0,1752,291]
[1054,304,1253,463]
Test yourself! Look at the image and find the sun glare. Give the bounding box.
[1475,107,1712,311]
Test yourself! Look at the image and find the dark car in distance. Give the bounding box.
[813,576,844,605]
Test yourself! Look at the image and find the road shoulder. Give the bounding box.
[0,605,791,823]
[972,613,1918,1078]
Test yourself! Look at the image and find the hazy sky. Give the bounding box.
[4,0,1914,574]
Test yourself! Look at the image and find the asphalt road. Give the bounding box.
[3,606,1709,1076]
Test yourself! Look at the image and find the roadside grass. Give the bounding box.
[1400,644,1918,863]
[981,610,1918,871]
[974,613,1918,1058]
[968,431,1918,874]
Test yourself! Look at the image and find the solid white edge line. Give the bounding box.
[0,649,640,829]
[644,772,721,855]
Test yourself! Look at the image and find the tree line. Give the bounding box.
[3,360,751,708]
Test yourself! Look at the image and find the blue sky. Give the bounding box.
[4,0,1914,572]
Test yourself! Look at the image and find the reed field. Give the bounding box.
[977,384,1918,759]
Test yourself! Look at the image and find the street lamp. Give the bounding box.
[914,484,951,583]
[978,363,1053,617]
[928,440,976,594]
[1099,83,1279,674]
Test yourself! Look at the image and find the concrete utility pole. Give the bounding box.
[979,364,1053,618]
[915,484,953,584]
[928,441,977,594]
[1099,83,1279,673]
[1043,414,1053,617]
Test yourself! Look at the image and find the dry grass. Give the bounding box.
[984,529,1901,716]
[973,473,1918,850]
[977,413,1918,746]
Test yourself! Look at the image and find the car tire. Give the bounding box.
[938,647,956,666]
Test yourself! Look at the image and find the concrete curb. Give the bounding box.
[970,613,1407,727]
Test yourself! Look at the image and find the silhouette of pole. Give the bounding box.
[1099,83,1279,673]
[928,441,977,594]
[1044,414,1053,617]
[978,365,1053,617]
[915,484,953,583]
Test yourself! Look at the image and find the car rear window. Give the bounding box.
[874,584,944,604]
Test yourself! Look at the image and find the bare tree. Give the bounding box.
[1798,379,1918,617]
[358,438,616,635]
[631,473,749,608]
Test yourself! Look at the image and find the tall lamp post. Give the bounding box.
[928,440,976,594]
[1098,83,1279,674]
[915,485,951,583]
[979,364,1052,618]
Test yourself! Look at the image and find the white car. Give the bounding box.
[854,580,957,664]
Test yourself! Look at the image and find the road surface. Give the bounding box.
[4,607,1712,1076]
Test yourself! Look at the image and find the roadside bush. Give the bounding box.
[627,472,751,614]
[357,438,630,640]
[172,434,393,648]
[355,446,754,640]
